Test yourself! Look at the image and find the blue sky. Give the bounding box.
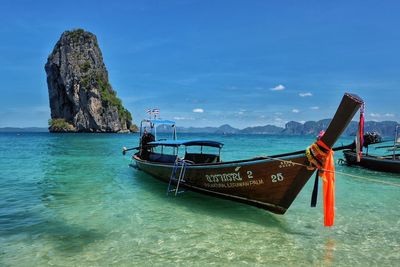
[0,0,399,128]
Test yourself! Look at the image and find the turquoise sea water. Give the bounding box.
[0,133,399,266]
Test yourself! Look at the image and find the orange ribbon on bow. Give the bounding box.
[306,140,335,227]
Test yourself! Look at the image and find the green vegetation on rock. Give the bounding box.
[95,72,133,125]
[80,60,91,73]
[129,124,139,132]
[48,119,76,132]
[65,28,85,42]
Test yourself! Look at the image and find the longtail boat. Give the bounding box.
[125,93,364,218]
[343,126,400,173]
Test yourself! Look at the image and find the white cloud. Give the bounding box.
[370,113,380,118]
[370,113,395,118]
[270,84,285,91]
[173,116,194,120]
[193,108,204,113]
[299,92,313,97]
[310,106,319,110]
[292,109,300,113]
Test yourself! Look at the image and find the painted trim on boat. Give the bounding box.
[132,154,303,169]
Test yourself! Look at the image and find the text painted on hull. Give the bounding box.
[204,170,264,188]
[204,179,264,188]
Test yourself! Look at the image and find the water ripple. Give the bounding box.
[0,133,399,266]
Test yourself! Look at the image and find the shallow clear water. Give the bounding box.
[0,133,399,266]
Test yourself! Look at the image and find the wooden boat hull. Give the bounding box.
[129,93,364,215]
[343,150,400,173]
[134,155,314,214]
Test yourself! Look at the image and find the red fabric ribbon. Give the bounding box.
[316,140,335,227]
[357,105,365,161]
[306,140,335,226]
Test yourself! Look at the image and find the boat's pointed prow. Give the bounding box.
[304,93,364,226]
[130,92,366,225]
[320,93,364,148]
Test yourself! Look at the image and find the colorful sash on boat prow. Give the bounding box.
[356,104,365,162]
[128,93,364,227]
[305,104,365,227]
[306,139,335,227]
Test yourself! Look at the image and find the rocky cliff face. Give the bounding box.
[240,124,282,134]
[282,121,303,135]
[215,124,241,134]
[45,29,134,132]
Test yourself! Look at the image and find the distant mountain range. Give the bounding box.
[1,120,398,137]
[159,119,399,137]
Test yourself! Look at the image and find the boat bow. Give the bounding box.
[130,93,365,225]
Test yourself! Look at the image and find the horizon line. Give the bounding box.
[1,118,399,131]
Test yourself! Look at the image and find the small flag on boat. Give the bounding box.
[153,109,160,114]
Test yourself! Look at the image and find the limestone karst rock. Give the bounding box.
[45,29,134,132]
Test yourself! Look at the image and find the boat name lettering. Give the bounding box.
[205,172,242,183]
[279,161,294,168]
[204,179,264,188]
[271,173,284,183]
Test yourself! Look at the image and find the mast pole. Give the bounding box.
[154,122,157,140]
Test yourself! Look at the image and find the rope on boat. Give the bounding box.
[261,155,400,188]
[333,170,400,187]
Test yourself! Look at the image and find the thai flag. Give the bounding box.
[152,109,160,114]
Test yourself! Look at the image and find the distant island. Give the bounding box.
[45,29,136,133]
[1,119,398,136]
[155,119,399,137]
